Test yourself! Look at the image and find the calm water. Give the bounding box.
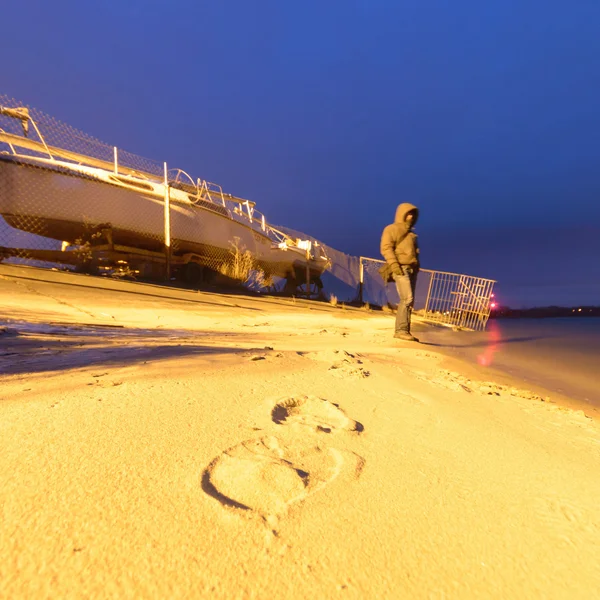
[420,318,600,411]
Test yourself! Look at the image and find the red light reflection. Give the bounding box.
[477,320,502,367]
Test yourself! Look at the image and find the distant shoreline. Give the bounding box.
[491,306,600,319]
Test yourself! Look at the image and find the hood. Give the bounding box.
[395,202,419,226]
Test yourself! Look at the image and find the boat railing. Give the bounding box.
[0,105,54,159]
[168,168,202,194]
[1,97,164,180]
[153,168,298,249]
[193,182,297,248]
[0,115,163,183]
[225,198,292,247]
[163,170,296,248]
[0,127,17,155]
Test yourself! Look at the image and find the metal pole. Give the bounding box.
[458,275,466,328]
[358,257,364,304]
[164,162,171,280]
[305,245,311,299]
[113,147,118,174]
[424,270,434,316]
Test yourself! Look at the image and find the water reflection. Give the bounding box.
[477,319,502,367]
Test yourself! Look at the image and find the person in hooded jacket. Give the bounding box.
[379,203,420,342]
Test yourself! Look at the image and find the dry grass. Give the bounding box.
[109,264,138,280]
[218,237,277,293]
[246,269,275,292]
[72,221,104,264]
[219,237,259,284]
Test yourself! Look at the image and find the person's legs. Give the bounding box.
[394,269,414,334]
[409,270,418,332]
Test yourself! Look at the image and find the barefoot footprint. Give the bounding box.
[271,395,364,433]
[202,436,344,517]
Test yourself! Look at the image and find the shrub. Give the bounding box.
[219,237,256,283]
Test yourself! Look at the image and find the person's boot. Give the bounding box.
[394,331,420,342]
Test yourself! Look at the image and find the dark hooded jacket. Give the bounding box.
[379,203,420,280]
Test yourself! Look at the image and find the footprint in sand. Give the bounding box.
[328,363,370,379]
[271,395,364,434]
[440,370,550,401]
[298,349,361,363]
[203,396,364,521]
[298,350,370,379]
[416,369,552,402]
[530,495,599,549]
[202,436,346,518]
[245,346,279,361]
[412,369,472,393]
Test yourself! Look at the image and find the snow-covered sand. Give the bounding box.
[1,264,599,599]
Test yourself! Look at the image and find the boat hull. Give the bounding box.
[0,158,326,280]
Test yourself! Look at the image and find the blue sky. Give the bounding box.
[2,0,599,306]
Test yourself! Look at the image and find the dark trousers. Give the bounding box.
[394,267,418,334]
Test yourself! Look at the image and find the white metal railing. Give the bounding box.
[358,256,496,331]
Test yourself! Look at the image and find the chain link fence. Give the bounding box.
[270,230,495,331]
[0,95,495,330]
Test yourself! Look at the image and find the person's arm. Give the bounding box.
[415,234,420,271]
[380,226,402,276]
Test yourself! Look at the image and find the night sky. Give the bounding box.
[2,0,599,307]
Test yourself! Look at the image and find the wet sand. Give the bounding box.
[420,318,600,419]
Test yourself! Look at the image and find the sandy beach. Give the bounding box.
[1,264,599,599]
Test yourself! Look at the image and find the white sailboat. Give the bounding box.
[0,105,329,286]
